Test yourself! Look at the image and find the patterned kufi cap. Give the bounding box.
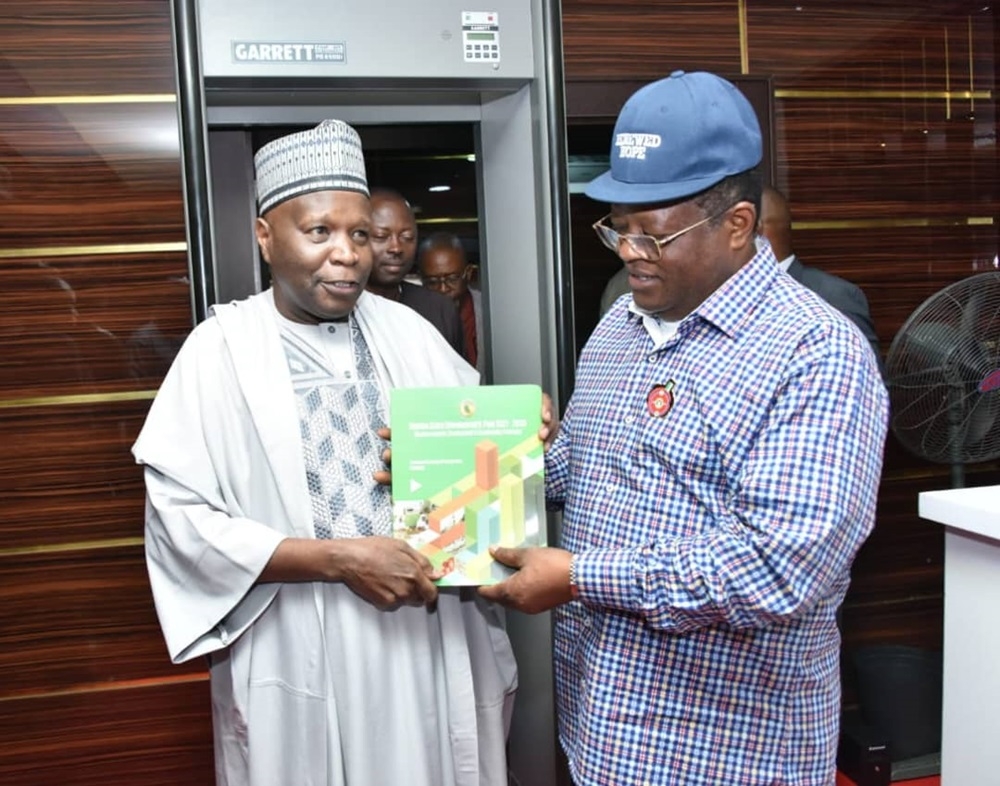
[254,119,369,215]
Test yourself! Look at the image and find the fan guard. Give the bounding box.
[885,271,1000,465]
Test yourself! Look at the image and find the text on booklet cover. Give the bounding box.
[389,384,547,586]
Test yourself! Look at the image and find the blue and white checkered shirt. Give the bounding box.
[548,244,889,786]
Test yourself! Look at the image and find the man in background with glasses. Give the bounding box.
[418,232,484,374]
[481,71,889,786]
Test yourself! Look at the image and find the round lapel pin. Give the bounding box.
[646,380,676,417]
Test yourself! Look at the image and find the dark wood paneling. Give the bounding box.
[562,0,742,80]
[0,103,185,246]
[0,546,204,698]
[0,1,176,97]
[789,226,998,350]
[0,402,153,549]
[746,0,992,92]
[0,253,191,400]
[774,101,996,216]
[0,679,213,786]
[0,3,205,781]
[842,596,944,654]
[848,492,944,605]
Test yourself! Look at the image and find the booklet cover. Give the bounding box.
[389,384,547,586]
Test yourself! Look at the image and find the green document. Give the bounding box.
[389,384,547,586]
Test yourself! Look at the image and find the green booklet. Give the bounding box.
[389,384,547,586]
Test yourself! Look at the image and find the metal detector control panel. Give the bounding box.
[462,11,500,62]
[197,0,533,79]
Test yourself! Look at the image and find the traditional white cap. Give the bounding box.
[254,119,369,215]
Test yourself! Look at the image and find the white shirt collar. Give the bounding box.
[628,299,680,347]
[778,253,797,273]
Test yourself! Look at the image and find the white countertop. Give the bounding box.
[919,485,1000,540]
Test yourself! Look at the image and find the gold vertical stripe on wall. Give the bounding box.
[945,27,952,120]
[968,16,975,115]
[738,0,749,75]
[921,38,928,130]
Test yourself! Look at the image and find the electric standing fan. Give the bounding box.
[847,272,1000,783]
[884,271,1000,487]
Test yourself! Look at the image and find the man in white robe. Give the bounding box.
[133,119,517,786]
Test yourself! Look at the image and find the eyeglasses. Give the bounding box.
[592,209,726,262]
[422,272,466,287]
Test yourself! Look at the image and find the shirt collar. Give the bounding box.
[617,243,779,341]
[692,242,780,339]
[756,234,795,272]
[778,253,796,272]
[627,298,681,346]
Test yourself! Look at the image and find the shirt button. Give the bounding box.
[344,371,352,378]
[327,325,336,333]
[624,415,634,424]
[604,483,614,493]
[647,354,656,362]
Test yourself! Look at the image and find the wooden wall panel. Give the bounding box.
[0,103,185,246]
[789,226,998,349]
[0,252,191,399]
[0,1,176,97]
[562,0,743,80]
[0,680,213,786]
[0,2,196,781]
[840,596,944,653]
[0,402,151,548]
[749,0,997,680]
[773,100,995,217]
[0,546,204,698]
[746,1,991,92]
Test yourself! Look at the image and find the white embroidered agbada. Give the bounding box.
[133,289,517,786]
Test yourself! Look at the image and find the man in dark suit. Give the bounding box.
[365,188,465,356]
[759,186,882,367]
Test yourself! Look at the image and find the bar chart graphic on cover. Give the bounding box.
[389,384,546,585]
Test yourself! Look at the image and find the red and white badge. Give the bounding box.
[646,380,676,417]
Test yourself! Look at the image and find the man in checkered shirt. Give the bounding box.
[482,71,889,785]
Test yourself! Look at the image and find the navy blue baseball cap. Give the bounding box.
[585,70,763,205]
